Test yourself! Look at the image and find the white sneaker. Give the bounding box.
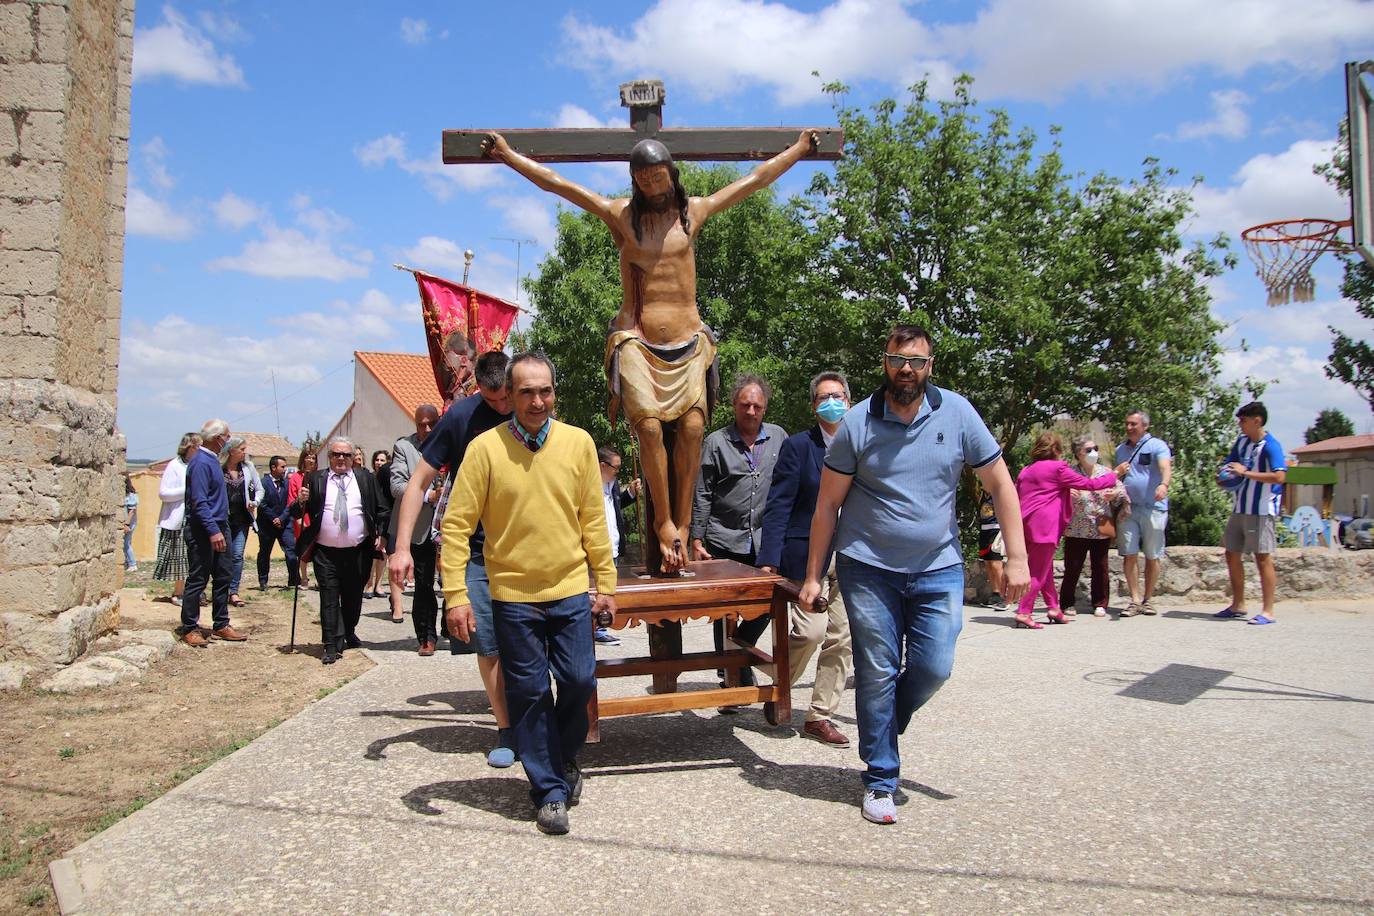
[1093,607,1106,617]
[862,789,896,824]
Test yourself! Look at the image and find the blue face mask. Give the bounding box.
[815,397,848,423]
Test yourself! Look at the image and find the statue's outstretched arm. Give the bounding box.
[696,129,819,223]
[483,133,621,234]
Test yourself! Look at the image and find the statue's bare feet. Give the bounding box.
[656,520,683,574]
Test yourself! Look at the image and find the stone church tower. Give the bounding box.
[0,0,136,672]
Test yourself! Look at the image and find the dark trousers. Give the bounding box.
[709,544,769,687]
[313,543,368,654]
[493,592,596,806]
[180,527,231,632]
[1061,536,1111,609]
[256,521,298,587]
[410,539,439,644]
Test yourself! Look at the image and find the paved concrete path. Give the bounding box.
[53,590,1374,914]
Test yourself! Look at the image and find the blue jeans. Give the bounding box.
[492,592,597,806]
[123,525,136,568]
[227,524,249,595]
[837,554,964,793]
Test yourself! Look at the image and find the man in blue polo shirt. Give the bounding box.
[1214,401,1286,625]
[800,324,1029,826]
[1113,409,1173,617]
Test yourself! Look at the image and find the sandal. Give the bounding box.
[1013,614,1043,630]
[1213,607,1246,619]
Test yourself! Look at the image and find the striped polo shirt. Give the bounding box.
[1224,432,1286,516]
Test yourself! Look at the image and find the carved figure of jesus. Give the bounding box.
[483,130,818,574]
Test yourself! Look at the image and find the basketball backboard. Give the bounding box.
[1347,60,1374,268]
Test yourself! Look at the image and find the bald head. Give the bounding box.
[414,404,439,443]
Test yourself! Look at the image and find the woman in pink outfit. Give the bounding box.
[1015,432,1121,629]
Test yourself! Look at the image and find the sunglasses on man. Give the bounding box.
[884,353,932,371]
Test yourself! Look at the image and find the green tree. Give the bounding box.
[798,77,1242,543]
[1326,257,1374,412]
[1315,129,1374,413]
[1305,407,1357,443]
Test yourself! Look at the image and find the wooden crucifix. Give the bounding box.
[442,80,843,579]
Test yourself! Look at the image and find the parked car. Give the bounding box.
[1342,517,1374,550]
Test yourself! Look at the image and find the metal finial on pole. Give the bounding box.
[463,249,474,285]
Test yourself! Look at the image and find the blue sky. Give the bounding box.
[119,0,1374,459]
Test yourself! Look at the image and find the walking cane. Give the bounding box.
[289,582,299,653]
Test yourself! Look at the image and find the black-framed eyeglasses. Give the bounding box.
[600,460,623,472]
[817,393,846,403]
[328,451,352,459]
[884,353,932,371]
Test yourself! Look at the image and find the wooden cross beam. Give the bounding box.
[442,79,844,164]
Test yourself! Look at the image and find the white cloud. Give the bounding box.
[553,104,619,129]
[355,134,505,201]
[140,137,176,191]
[125,187,195,239]
[1219,342,1372,451]
[212,192,265,230]
[403,236,475,277]
[207,225,370,280]
[400,17,430,45]
[562,0,936,106]
[133,5,246,87]
[1188,139,1346,238]
[561,0,1373,105]
[1166,90,1252,142]
[942,0,1374,101]
[489,196,556,249]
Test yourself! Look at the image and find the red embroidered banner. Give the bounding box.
[412,271,520,402]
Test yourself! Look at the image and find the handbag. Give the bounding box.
[1096,509,1116,540]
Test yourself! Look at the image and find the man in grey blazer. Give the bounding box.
[390,404,442,654]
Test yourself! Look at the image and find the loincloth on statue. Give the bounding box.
[605,327,719,427]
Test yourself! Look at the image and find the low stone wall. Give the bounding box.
[969,545,1374,608]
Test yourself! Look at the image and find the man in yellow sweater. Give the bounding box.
[440,352,618,835]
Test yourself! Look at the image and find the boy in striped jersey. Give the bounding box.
[1215,402,1287,625]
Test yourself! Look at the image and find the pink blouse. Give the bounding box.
[1017,459,1119,545]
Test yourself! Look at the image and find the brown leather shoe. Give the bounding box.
[181,628,208,648]
[211,625,248,641]
[418,640,435,657]
[801,719,851,747]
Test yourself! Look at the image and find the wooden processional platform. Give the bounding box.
[586,559,795,742]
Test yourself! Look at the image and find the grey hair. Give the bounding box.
[326,435,354,455]
[1069,434,1096,459]
[200,418,228,440]
[218,436,246,468]
[730,372,772,405]
[505,352,557,390]
[1125,408,1151,427]
[809,370,850,404]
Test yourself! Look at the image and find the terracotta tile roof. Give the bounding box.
[238,431,298,460]
[1292,434,1374,456]
[355,351,442,418]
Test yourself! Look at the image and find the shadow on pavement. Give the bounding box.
[364,722,495,760]
[403,777,530,821]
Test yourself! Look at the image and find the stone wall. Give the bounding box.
[0,0,134,667]
[970,545,1374,607]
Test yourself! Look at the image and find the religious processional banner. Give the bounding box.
[412,271,520,402]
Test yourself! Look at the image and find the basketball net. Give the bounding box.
[1241,218,1350,306]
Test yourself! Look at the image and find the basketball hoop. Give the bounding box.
[1240,217,1351,306]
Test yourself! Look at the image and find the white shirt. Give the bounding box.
[157,457,188,530]
[602,480,620,560]
[315,472,367,549]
